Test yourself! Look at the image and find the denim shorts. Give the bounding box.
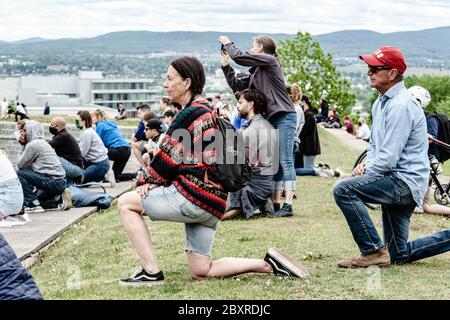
[141,184,219,256]
[0,179,24,216]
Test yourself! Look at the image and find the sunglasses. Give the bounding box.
[368,66,392,74]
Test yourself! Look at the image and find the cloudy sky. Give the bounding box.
[0,0,449,41]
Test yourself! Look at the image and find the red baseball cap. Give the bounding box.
[359,46,407,74]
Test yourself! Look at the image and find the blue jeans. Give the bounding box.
[333,174,450,264]
[16,169,66,208]
[0,179,23,216]
[303,156,315,169]
[295,168,317,176]
[83,158,110,183]
[270,112,297,192]
[59,157,83,186]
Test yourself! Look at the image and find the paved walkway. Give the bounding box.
[1,156,139,267]
[321,126,368,152]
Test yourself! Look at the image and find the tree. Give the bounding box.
[277,32,356,114]
[404,75,450,113]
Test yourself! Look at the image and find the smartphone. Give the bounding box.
[221,44,226,53]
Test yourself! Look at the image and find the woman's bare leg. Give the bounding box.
[186,251,272,280]
[118,191,161,274]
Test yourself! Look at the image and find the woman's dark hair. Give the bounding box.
[77,110,93,128]
[238,89,267,115]
[301,94,312,109]
[169,101,183,111]
[160,97,170,106]
[254,36,277,56]
[170,56,205,106]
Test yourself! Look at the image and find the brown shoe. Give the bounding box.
[337,247,390,268]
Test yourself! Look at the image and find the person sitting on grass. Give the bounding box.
[92,109,135,182]
[48,116,84,186]
[16,120,71,213]
[117,56,308,286]
[76,111,113,186]
[408,85,450,217]
[141,118,166,168]
[223,89,277,220]
[131,104,151,169]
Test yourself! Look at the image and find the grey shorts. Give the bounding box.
[141,184,219,256]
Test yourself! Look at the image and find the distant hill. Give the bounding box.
[314,27,450,61]
[0,27,449,62]
[12,37,47,45]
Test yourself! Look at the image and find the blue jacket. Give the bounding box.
[0,234,43,300]
[95,120,129,149]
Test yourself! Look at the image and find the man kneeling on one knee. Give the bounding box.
[333,46,450,268]
[223,89,278,220]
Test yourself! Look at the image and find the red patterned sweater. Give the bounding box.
[136,100,228,219]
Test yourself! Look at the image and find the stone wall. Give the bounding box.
[0,121,137,167]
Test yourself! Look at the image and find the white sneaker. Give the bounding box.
[24,205,45,213]
[106,169,116,188]
[317,167,335,178]
[0,214,31,227]
[59,188,73,210]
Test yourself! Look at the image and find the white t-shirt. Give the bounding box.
[357,123,371,140]
[0,153,18,183]
[294,103,305,142]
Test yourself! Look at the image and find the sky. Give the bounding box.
[0,0,449,41]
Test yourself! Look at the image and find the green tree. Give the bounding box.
[277,32,356,114]
[404,75,450,113]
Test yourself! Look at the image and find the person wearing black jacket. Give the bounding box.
[48,117,84,185]
[219,35,297,218]
[298,95,321,169]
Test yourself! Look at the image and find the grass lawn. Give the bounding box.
[29,128,450,300]
[2,115,140,127]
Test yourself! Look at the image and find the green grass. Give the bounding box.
[2,115,140,127]
[29,128,450,299]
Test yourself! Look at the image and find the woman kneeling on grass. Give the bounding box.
[118,56,308,286]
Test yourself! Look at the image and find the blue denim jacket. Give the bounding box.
[365,82,429,207]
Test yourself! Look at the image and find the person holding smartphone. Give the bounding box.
[219,35,297,217]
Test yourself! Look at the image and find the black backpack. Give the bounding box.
[426,112,450,162]
[204,107,250,192]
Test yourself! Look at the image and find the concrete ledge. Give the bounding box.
[2,181,133,267]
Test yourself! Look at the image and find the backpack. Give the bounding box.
[426,112,450,162]
[204,107,251,192]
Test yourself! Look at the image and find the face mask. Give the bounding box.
[49,126,58,135]
[75,119,82,130]
[14,131,21,141]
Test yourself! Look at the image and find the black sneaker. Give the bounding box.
[119,267,164,286]
[267,203,293,218]
[273,202,281,212]
[264,248,309,278]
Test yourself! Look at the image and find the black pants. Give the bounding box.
[15,112,29,122]
[107,146,134,181]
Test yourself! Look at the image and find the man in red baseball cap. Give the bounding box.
[360,46,407,74]
[333,46,449,269]
[359,46,407,95]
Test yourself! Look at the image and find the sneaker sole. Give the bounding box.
[268,248,309,278]
[336,261,391,269]
[119,280,165,287]
[63,188,72,210]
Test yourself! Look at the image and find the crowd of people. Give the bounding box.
[1,36,450,292]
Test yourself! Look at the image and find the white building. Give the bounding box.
[0,71,162,114]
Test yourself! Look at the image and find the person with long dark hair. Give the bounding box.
[219,35,297,217]
[117,56,307,286]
